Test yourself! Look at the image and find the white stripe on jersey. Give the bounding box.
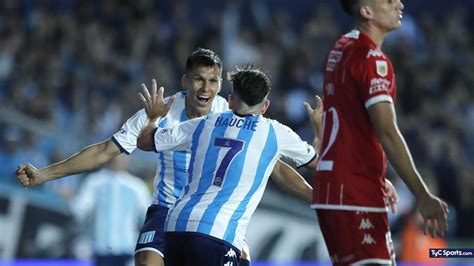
[72,169,150,255]
[155,111,316,250]
[112,91,229,207]
[364,94,393,109]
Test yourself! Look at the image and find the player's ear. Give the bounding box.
[359,4,373,19]
[260,99,270,114]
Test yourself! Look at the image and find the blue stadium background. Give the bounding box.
[1,0,473,265]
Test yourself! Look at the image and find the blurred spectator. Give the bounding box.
[71,155,151,266]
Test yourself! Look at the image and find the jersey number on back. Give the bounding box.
[213,137,244,186]
[317,107,339,171]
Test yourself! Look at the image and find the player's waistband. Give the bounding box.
[152,199,175,208]
[310,204,388,212]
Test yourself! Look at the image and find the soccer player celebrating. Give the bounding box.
[137,65,322,265]
[310,0,449,264]
[16,48,230,266]
[15,48,314,266]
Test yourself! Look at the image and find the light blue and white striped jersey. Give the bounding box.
[112,91,229,207]
[152,111,316,251]
[72,168,151,255]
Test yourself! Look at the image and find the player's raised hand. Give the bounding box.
[304,95,324,138]
[384,179,399,214]
[138,79,175,121]
[417,193,449,238]
[15,163,44,188]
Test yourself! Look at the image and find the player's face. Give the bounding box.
[182,64,222,118]
[372,0,404,32]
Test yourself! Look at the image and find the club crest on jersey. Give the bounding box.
[376,60,388,77]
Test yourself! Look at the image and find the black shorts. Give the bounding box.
[134,204,169,257]
[165,232,241,266]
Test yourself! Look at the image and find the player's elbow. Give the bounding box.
[137,135,153,151]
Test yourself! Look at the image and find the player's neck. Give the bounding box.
[232,107,259,116]
[357,24,388,48]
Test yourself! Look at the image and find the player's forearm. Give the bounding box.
[272,161,313,203]
[137,119,159,151]
[41,140,120,181]
[378,128,430,199]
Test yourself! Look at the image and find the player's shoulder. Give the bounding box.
[206,110,232,121]
[163,91,186,118]
[168,91,186,108]
[127,108,147,121]
[211,95,230,112]
[342,30,387,63]
[266,118,295,133]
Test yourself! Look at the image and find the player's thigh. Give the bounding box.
[316,209,394,265]
[134,205,169,265]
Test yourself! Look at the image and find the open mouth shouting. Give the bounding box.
[196,95,211,107]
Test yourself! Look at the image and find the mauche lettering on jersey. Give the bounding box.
[215,116,258,131]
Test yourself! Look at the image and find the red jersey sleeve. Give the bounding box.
[351,49,396,109]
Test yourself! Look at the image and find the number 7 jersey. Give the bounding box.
[312,30,397,212]
[151,111,316,251]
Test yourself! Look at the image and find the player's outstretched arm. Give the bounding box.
[15,139,121,188]
[368,101,448,237]
[137,79,175,151]
[271,160,313,203]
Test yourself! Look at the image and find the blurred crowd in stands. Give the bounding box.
[0,0,473,244]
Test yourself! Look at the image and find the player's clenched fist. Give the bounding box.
[15,163,43,188]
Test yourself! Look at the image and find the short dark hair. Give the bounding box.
[340,0,360,16]
[227,64,271,107]
[185,47,222,73]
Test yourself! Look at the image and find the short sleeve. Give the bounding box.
[111,109,148,154]
[273,122,317,168]
[153,117,205,152]
[353,51,395,109]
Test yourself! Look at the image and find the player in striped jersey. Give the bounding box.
[137,65,323,266]
[15,48,314,266]
[15,48,229,266]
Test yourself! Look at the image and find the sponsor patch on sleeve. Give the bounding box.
[369,78,391,94]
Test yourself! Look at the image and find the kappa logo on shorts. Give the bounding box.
[361,234,376,245]
[225,248,237,258]
[138,231,155,244]
[359,218,374,230]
